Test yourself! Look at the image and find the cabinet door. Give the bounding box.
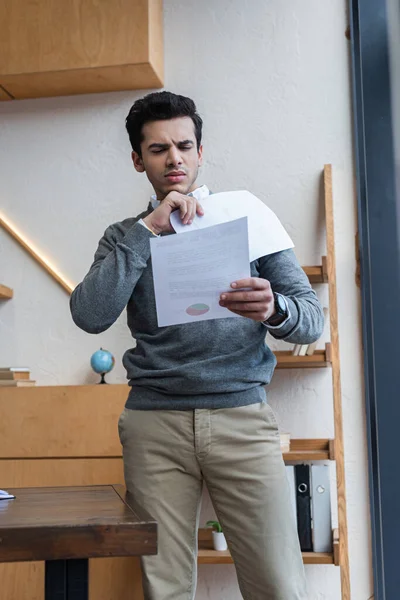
[0,458,143,600]
[0,0,149,75]
[0,0,163,99]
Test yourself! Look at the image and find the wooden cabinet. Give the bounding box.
[0,0,163,99]
[0,384,144,600]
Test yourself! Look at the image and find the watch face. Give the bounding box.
[276,294,287,315]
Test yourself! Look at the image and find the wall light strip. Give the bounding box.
[0,213,75,295]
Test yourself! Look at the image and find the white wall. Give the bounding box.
[0,1,372,598]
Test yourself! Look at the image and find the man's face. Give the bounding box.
[132,117,203,201]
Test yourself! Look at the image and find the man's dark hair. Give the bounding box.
[125,91,203,156]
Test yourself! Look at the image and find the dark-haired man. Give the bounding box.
[70,91,323,600]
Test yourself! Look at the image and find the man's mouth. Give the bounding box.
[165,171,186,183]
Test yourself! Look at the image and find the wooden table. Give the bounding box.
[0,485,157,600]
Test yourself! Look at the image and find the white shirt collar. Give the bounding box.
[150,184,210,209]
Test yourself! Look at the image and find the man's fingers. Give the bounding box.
[179,200,188,222]
[181,198,200,225]
[222,301,268,313]
[220,290,267,303]
[188,199,197,224]
[164,194,204,225]
[231,277,270,290]
[180,197,198,224]
[167,194,203,225]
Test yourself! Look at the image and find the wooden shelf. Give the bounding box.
[275,343,331,369]
[197,529,335,565]
[197,549,335,565]
[303,257,329,283]
[284,438,335,462]
[0,284,13,300]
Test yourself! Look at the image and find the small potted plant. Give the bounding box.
[206,520,228,551]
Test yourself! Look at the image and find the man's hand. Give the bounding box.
[219,277,276,322]
[143,191,204,235]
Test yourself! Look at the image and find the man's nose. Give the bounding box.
[167,147,182,167]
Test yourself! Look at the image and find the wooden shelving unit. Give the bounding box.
[197,166,350,600]
[0,284,13,300]
[198,528,338,565]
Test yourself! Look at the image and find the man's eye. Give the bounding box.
[180,145,192,151]
[152,149,165,154]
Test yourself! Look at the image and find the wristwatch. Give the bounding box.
[266,293,288,326]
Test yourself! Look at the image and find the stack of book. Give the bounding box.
[292,343,318,356]
[0,367,36,387]
[280,431,291,453]
[292,308,329,356]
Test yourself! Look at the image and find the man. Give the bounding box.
[70,91,323,600]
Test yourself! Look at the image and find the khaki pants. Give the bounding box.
[118,401,307,600]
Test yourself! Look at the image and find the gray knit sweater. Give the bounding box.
[70,203,324,410]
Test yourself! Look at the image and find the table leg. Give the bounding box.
[45,559,88,600]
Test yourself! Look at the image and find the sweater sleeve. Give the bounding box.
[70,221,155,334]
[258,248,324,344]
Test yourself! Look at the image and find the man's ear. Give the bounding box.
[132,150,145,173]
[198,144,203,167]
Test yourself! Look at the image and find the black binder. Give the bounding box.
[295,464,313,551]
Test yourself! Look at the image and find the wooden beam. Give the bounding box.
[324,164,350,598]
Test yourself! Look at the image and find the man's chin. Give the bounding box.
[163,182,192,195]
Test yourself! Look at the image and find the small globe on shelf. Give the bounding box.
[90,348,115,384]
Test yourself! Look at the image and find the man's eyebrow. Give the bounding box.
[148,140,194,150]
[148,142,169,150]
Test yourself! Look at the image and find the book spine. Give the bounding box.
[295,464,313,551]
[311,465,332,552]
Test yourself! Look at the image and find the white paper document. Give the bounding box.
[150,217,250,327]
[0,488,15,500]
[170,190,294,262]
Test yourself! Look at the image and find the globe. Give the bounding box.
[90,348,115,384]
